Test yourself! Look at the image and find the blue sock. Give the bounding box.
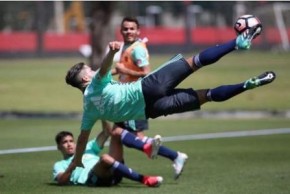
[207,83,246,102]
[112,161,143,182]
[158,146,178,161]
[194,39,236,68]
[121,130,144,151]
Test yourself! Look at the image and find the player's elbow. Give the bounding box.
[55,176,70,186]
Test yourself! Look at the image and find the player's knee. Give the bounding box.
[110,126,122,136]
[101,154,114,165]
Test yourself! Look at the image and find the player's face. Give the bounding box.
[121,21,140,44]
[82,65,96,82]
[59,135,76,156]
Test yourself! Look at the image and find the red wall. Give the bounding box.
[0,32,37,51]
[0,27,288,52]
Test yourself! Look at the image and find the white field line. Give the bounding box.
[1,128,290,155]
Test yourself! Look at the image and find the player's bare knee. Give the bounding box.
[110,126,123,136]
[101,154,114,164]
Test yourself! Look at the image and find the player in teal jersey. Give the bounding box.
[65,26,276,169]
[53,121,163,187]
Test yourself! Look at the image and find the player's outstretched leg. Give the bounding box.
[192,25,262,69]
[206,71,276,102]
[109,159,163,187]
[119,129,162,159]
[142,136,188,179]
[142,25,262,104]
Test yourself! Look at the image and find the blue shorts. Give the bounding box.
[115,119,148,132]
[141,54,200,119]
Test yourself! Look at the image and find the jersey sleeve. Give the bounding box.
[132,45,149,67]
[52,161,66,181]
[80,112,97,131]
[94,69,112,84]
[86,139,103,155]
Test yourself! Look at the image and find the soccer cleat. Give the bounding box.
[142,176,163,187]
[243,71,276,89]
[173,152,188,180]
[236,25,262,50]
[150,135,162,159]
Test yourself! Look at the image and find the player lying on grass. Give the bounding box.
[65,26,276,169]
[53,121,163,187]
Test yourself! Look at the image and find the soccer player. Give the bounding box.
[53,121,163,187]
[65,26,276,169]
[111,16,151,142]
[111,16,188,180]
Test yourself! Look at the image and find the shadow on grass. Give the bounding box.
[46,182,72,187]
[45,182,147,189]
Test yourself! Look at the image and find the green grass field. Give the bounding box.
[0,51,289,111]
[0,51,290,193]
[1,118,290,194]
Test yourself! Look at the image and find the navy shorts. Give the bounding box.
[141,54,201,119]
[86,170,123,187]
[115,119,148,132]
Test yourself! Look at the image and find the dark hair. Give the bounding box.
[121,16,140,29]
[55,131,73,145]
[65,62,85,89]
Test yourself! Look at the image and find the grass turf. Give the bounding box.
[1,132,290,194]
[0,51,289,193]
[0,51,289,112]
[1,118,290,194]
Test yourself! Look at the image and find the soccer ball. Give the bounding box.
[234,14,262,38]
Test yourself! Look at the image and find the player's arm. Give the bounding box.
[55,162,77,185]
[99,41,121,78]
[116,62,150,77]
[96,120,111,148]
[73,130,90,167]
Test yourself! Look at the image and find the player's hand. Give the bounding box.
[108,41,121,53]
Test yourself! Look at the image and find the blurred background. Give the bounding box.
[1,3,290,193]
[0,1,289,115]
[0,1,289,61]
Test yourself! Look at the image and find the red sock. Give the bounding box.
[143,143,151,158]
